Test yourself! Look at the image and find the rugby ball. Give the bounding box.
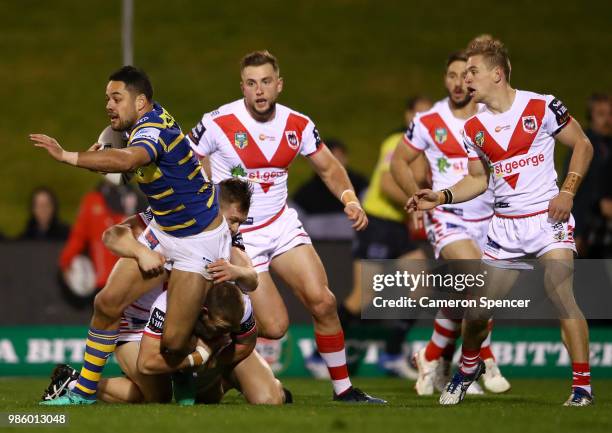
[65,255,97,297]
[97,126,132,185]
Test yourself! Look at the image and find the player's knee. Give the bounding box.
[308,288,337,320]
[258,316,289,340]
[93,290,124,322]
[248,382,284,405]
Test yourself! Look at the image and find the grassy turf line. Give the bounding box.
[0,378,610,433]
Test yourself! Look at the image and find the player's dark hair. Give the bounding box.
[240,50,280,74]
[586,93,611,122]
[446,51,468,69]
[405,95,432,112]
[465,36,512,82]
[108,66,154,101]
[204,282,244,334]
[219,178,253,214]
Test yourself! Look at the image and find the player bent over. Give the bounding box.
[42,283,290,405]
[391,50,510,395]
[408,37,593,406]
[189,51,385,403]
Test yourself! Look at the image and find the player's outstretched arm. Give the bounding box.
[406,158,488,211]
[390,138,422,202]
[30,134,151,172]
[102,219,166,277]
[547,119,594,222]
[307,145,368,231]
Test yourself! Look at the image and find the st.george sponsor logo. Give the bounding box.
[492,152,545,178]
[248,169,287,183]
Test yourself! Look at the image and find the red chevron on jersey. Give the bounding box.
[465,99,545,189]
[420,112,466,158]
[269,113,309,167]
[214,114,269,169]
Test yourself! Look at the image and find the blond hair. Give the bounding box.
[466,36,511,82]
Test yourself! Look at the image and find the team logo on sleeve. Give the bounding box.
[285,131,299,149]
[474,131,485,147]
[434,127,448,144]
[521,116,538,134]
[147,308,165,334]
[234,132,248,149]
[548,98,570,126]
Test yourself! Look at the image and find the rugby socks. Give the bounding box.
[72,328,119,399]
[459,348,481,376]
[572,362,591,395]
[315,331,352,395]
[424,311,461,362]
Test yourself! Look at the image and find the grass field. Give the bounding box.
[1,378,610,433]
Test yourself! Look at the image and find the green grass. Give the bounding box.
[1,0,611,236]
[0,378,610,433]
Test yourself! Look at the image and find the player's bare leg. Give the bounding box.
[271,244,385,403]
[231,351,286,404]
[440,262,519,405]
[99,342,171,403]
[161,269,213,366]
[41,259,166,405]
[539,248,591,405]
[248,272,290,339]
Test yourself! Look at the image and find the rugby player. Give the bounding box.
[391,51,510,395]
[188,50,385,403]
[32,66,228,405]
[408,37,594,406]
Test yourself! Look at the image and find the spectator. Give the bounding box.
[292,138,368,239]
[59,180,146,293]
[18,187,70,241]
[565,93,612,256]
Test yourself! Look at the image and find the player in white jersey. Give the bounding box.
[188,50,384,403]
[408,37,593,406]
[391,51,510,396]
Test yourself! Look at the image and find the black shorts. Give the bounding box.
[352,214,419,259]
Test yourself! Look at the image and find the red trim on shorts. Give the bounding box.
[434,208,494,222]
[119,330,143,334]
[483,252,499,260]
[494,209,548,219]
[240,206,287,233]
[143,331,161,339]
[253,260,270,268]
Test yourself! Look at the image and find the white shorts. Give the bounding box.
[118,285,165,343]
[425,208,491,258]
[240,206,312,273]
[483,211,576,268]
[138,218,231,279]
[118,314,148,344]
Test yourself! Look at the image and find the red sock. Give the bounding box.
[424,313,461,362]
[315,332,352,395]
[572,362,591,395]
[459,348,481,375]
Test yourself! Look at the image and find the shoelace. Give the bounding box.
[446,373,465,394]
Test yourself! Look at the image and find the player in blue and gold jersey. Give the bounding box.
[31,66,230,405]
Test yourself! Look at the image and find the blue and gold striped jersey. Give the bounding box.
[128,103,218,237]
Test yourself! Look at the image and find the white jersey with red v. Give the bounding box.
[463,90,572,217]
[403,98,494,220]
[188,99,323,226]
